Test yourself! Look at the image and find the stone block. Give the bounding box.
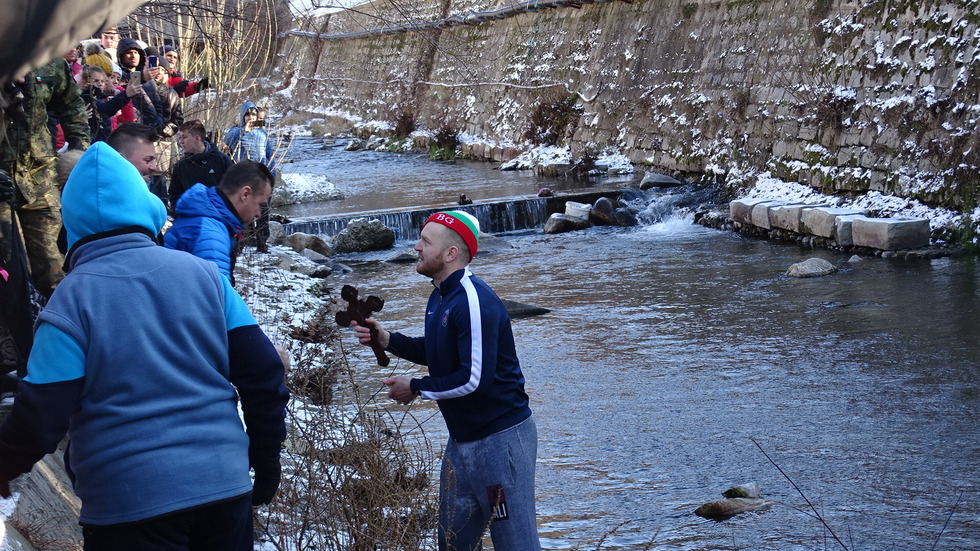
[751,201,785,228]
[833,214,866,247]
[729,197,776,225]
[800,207,866,238]
[852,217,931,250]
[769,203,829,233]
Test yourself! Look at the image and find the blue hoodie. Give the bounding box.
[223,101,277,172]
[164,182,243,281]
[0,142,288,525]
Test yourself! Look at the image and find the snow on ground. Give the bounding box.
[273,173,344,206]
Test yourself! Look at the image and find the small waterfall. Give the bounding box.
[283,197,550,241]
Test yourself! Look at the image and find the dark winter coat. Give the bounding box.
[169,141,234,207]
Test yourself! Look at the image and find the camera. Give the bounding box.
[1,81,26,115]
[253,120,266,128]
[147,55,158,68]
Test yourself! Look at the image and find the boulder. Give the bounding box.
[500,299,550,318]
[639,171,682,190]
[332,218,396,253]
[344,138,365,151]
[589,197,616,225]
[273,249,332,278]
[614,208,638,226]
[619,188,647,206]
[800,207,866,238]
[385,248,418,263]
[786,257,838,278]
[477,233,514,254]
[852,217,930,250]
[283,232,332,257]
[267,220,286,246]
[543,213,590,234]
[694,498,775,520]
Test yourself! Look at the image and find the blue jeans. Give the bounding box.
[439,415,541,551]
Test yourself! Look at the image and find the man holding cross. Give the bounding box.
[351,210,541,550]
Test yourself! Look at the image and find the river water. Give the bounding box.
[277,137,980,550]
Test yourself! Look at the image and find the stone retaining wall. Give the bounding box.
[278,0,980,211]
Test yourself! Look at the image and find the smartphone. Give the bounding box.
[129,71,141,88]
[253,120,266,128]
[147,55,158,68]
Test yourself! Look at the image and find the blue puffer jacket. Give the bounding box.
[164,183,243,281]
[0,143,288,525]
[223,101,277,172]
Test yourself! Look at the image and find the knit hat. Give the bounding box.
[85,54,113,75]
[163,45,177,55]
[110,61,122,76]
[425,210,480,260]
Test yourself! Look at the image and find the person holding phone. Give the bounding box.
[113,38,162,131]
[223,102,277,252]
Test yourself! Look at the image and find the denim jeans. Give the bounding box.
[439,415,541,551]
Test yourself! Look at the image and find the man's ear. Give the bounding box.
[444,244,460,263]
[238,185,253,202]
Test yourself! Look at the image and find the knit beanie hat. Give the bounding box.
[425,210,480,260]
[110,61,122,76]
[85,54,113,75]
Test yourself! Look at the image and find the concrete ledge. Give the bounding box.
[852,217,931,250]
[769,203,829,233]
[730,198,776,226]
[800,207,866,238]
[751,201,785,229]
[833,214,866,247]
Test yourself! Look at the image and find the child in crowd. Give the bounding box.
[78,66,137,143]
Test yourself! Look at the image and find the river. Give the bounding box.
[276,137,980,550]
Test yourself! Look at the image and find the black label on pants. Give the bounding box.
[486,484,509,520]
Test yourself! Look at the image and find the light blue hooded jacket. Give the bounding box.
[0,143,288,525]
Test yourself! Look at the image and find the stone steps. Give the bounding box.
[729,199,931,251]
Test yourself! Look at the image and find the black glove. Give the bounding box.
[250,455,281,506]
[197,77,210,91]
[0,170,13,203]
[172,80,189,94]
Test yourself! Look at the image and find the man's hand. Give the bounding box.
[351,318,389,350]
[197,77,210,90]
[383,376,416,405]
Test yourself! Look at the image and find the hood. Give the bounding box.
[173,183,243,232]
[116,37,145,71]
[240,101,258,125]
[62,142,167,250]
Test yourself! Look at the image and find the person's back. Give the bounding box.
[0,143,288,546]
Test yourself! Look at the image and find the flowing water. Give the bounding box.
[277,137,980,550]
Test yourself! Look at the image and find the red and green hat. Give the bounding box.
[425,210,480,260]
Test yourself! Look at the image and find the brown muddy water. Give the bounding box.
[279,137,980,550]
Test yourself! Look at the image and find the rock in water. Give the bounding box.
[543,213,590,234]
[332,218,396,253]
[786,257,838,278]
[501,299,550,318]
[694,498,774,520]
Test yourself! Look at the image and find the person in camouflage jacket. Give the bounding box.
[0,56,89,295]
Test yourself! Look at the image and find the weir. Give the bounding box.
[282,190,626,240]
